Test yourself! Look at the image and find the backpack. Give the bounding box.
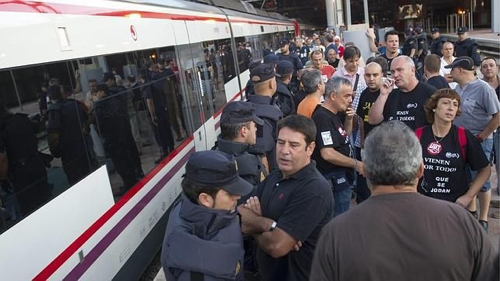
[415,126,468,162]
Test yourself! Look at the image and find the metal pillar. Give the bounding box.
[363,0,369,26]
[493,0,500,32]
[345,0,351,27]
[326,0,335,29]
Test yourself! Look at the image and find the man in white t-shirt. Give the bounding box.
[439,42,457,88]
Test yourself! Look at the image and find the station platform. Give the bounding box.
[441,28,500,57]
[153,167,500,281]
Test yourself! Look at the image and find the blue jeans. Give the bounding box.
[469,138,493,192]
[322,171,353,217]
[333,186,353,217]
[494,131,499,194]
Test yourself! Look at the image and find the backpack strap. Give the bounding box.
[457,126,468,162]
[415,126,424,140]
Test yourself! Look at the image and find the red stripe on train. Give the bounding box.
[33,136,194,281]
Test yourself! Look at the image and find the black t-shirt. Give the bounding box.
[310,192,499,281]
[356,88,380,139]
[311,105,352,175]
[418,125,489,202]
[383,82,436,130]
[380,54,400,76]
[328,59,340,69]
[426,75,450,90]
[256,161,334,281]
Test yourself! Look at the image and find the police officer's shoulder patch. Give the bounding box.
[321,131,333,145]
[235,261,241,275]
[476,49,481,53]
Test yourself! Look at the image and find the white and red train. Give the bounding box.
[0,0,314,280]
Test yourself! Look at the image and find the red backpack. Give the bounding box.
[415,126,468,162]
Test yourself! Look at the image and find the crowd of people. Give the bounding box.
[161,25,499,280]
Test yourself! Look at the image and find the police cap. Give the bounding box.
[279,39,289,46]
[248,60,262,72]
[404,28,412,36]
[184,150,253,196]
[251,63,279,83]
[264,54,279,64]
[102,72,115,83]
[457,26,469,34]
[221,101,264,126]
[431,27,440,34]
[276,60,294,76]
[444,56,475,71]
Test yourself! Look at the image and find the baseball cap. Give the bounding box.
[184,151,253,196]
[102,72,115,83]
[457,26,469,34]
[264,54,279,64]
[279,39,289,46]
[414,26,423,33]
[276,60,294,76]
[220,101,264,126]
[251,63,280,83]
[404,28,412,36]
[444,56,475,71]
[248,60,262,72]
[431,27,440,33]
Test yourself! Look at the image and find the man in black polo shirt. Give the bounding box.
[238,115,333,281]
[312,76,365,216]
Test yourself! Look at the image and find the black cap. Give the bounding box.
[431,27,440,33]
[414,26,423,33]
[248,60,262,71]
[276,60,294,76]
[457,26,469,34]
[264,54,279,64]
[102,72,115,83]
[251,63,279,83]
[279,39,289,46]
[444,56,475,71]
[404,28,412,36]
[184,151,253,196]
[220,101,264,126]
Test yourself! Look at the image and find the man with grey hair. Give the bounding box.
[368,56,436,130]
[310,121,499,281]
[312,76,365,216]
[297,69,324,118]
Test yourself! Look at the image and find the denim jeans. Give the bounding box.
[469,138,493,192]
[322,171,353,217]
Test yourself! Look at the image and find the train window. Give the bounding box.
[245,35,263,62]
[235,37,253,73]
[0,61,95,234]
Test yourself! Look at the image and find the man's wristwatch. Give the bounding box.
[269,221,277,231]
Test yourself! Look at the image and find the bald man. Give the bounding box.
[368,56,437,130]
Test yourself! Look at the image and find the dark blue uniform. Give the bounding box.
[402,36,417,58]
[48,99,92,185]
[274,81,295,117]
[247,95,283,173]
[0,113,50,216]
[430,36,447,57]
[455,38,481,66]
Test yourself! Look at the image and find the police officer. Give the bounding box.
[161,150,252,281]
[455,26,481,67]
[247,64,283,173]
[94,84,143,194]
[47,85,93,186]
[214,101,267,280]
[103,72,145,175]
[277,39,303,93]
[215,101,267,196]
[244,60,262,98]
[0,103,50,218]
[402,28,417,59]
[414,26,427,81]
[430,27,447,57]
[274,60,296,117]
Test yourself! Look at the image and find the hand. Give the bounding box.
[75,69,80,79]
[292,241,302,251]
[476,134,484,143]
[455,195,473,208]
[444,74,453,83]
[237,205,259,234]
[245,196,261,216]
[151,116,158,126]
[356,161,365,177]
[365,29,375,40]
[380,77,394,96]
[345,105,355,120]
